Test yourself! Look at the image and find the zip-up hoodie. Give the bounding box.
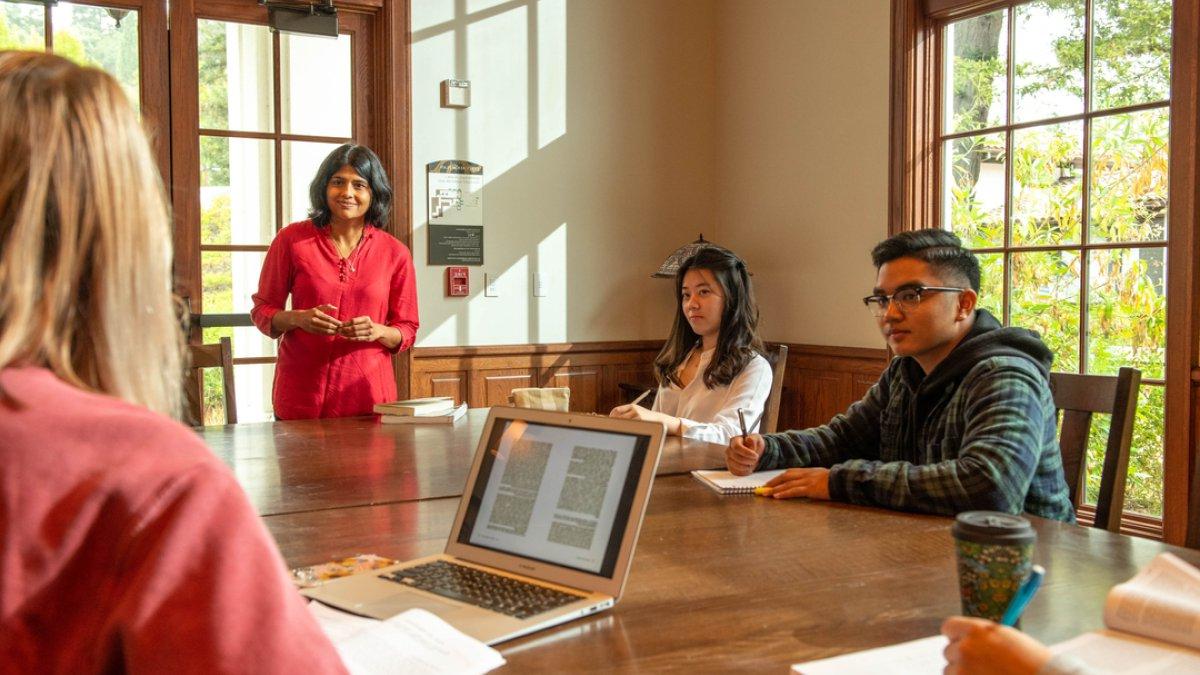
[758,309,1076,521]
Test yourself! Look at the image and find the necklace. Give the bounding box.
[332,228,365,281]
[333,228,365,259]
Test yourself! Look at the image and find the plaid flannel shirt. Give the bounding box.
[758,346,1075,522]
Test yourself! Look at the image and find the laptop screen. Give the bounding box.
[456,417,651,578]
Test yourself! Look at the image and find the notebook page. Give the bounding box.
[692,469,785,492]
[1104,553,1200,650]
[790,635,947,674]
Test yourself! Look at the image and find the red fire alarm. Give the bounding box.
[446,266,469,296]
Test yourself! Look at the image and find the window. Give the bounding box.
[0,1,140,102]
[894,0,1200,541]
[2,2,410,425]
[167,4,401,426]
[942,0,1171,518]
[193,20,355,423]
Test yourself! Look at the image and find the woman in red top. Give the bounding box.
[252,144,419,419]
[0,51,346,672]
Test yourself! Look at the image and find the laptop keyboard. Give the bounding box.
[380,560,585,619]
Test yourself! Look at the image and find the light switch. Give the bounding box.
[484,272,499,297]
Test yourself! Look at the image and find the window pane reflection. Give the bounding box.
[943,133,1006,248]
[200,136,276,245]
[280,32,352,137]
[198,19,274,132]
[282,140,343,225]
[0,3,46,51]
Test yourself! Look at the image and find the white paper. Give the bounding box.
[791,635,947,675]
[309,602,505,675]
[1051,630,1200,674]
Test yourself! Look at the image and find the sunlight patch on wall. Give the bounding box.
[411,0,456,33]
[538,0,566,149]
[424,313,459,345]
[468,5,528,180]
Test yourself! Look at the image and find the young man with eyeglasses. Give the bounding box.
[726,229,1075,521]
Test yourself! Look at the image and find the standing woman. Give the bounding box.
[0,51,345,671]
[252,144,418,419]
[610,246,772,444]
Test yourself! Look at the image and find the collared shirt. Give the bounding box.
[653,348,772,445]
[251,220,419,420]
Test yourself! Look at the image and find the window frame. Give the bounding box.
[167,0,413,417]
[890,0,1200,544]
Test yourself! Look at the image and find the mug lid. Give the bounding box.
[952,510,1036,544]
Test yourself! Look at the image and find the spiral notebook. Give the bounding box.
[691,469,785,495]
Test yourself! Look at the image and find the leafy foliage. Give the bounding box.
[946,0,1170,516]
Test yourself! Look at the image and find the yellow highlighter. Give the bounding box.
[754,486,773,497]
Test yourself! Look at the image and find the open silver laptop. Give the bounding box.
[303,406,665,645]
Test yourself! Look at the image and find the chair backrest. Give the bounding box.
[185,337,237,425]
[1049,367,1140,532]
[508,387,570,412]
[759,344,788,435]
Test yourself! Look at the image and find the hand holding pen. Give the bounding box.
[726,407,766,477]
[609,389,655,421]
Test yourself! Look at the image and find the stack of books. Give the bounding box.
[373,397,468,425]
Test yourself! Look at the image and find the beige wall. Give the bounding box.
[411,0,716,347]
[714,0,891,349]
[410,0,890,349]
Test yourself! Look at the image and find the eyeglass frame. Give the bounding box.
[861,285,968,317]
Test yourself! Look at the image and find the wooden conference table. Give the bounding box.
[199,410,1200,672]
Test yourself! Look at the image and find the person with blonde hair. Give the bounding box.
[0,51,346,672]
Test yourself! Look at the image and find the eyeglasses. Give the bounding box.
[862,286,966,317]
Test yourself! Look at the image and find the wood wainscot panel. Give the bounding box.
[410,370,468,405]
[543,366,602,413]
[411,341,661,413]
[476,369,538,407]
[774,344,889,432]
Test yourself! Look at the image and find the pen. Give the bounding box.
[630,389,652,407]
[737,408,748,439]
[1000,565,1045,627]
[747,409,765,435]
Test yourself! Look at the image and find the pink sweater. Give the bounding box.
[0,367,347,673]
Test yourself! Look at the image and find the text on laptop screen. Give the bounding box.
[457,418,650,577]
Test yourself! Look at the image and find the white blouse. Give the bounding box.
[651,348,773,445]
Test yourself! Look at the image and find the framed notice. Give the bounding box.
[427,160,483,265]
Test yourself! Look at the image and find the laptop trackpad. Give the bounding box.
[370,590,467,618]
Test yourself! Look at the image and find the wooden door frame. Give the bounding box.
[168,0,412,399]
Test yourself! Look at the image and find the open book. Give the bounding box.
[691,469,784,495]
[1048,552,1200,673]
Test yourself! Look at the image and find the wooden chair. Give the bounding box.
[759,344,788,434]
[185,337,237,425]
[1050,367,1141,532]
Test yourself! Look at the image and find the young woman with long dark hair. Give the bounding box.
[610,246,771,444]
